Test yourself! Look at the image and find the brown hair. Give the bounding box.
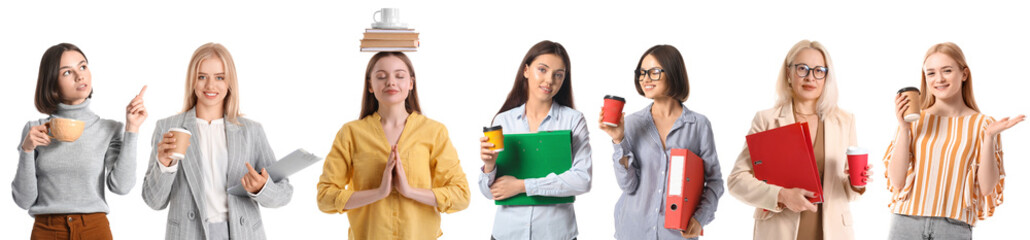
[496,40,574,115]
[182,43,243,124]
[920,42,978,111]
[635,45,689,102]
[360,52,421,119]
[35,43,90,114]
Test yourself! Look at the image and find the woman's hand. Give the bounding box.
[241,162,269,194]
[985,115,1025,137]
[680,217,702,238]
[598,107,626,144]
[388,145,440,207]
[846,164,873,187]
[894,93,911,128]
[20,125,50,152]
[480,136,499,173]
[377,148,398,197]
[489,175,525,200]
[125,86,148,133]
[777,187,817,212]
[340,149,400,210]
[156,132,177,167]
[391,146,412,196]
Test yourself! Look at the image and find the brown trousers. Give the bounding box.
[31,212,112,240]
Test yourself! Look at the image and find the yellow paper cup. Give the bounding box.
[483,126,504,152]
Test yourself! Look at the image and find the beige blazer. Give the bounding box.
[727,104,864,240]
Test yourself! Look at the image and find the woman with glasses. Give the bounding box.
[727,40,870,240]
[477,40,592,240]
[883,42,1023,239]
[599,45,724,239]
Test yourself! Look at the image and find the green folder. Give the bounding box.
[494,130,575,205]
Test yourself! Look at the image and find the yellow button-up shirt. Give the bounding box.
[317,112,470,239]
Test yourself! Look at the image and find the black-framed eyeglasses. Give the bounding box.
[636,67,665,81]
[793,64,828,80]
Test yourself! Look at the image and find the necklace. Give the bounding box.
[791,100,819,123]
[793,109,818,123]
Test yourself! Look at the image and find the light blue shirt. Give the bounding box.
[479,102,592,240]
[612,103,724,240]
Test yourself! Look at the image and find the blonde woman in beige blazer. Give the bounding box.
[727,40,871,240]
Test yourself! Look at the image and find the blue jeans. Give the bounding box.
[888,214,972,240]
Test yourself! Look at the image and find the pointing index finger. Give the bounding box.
[245,162,259,176]
[136,85,148,98]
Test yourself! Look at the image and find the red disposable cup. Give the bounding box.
[602,95,625,127]
[846,146,868,186]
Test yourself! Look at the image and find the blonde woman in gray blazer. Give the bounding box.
[142,43,293,240]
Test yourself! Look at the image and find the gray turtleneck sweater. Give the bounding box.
[12,98,137,216]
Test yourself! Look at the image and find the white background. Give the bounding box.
[2,0,1027,239]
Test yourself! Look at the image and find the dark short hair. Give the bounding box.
[635,45,689,102]
[35,43,89,114]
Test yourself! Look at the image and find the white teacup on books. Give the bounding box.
[372,8,408,29]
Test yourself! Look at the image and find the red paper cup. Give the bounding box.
[602,95,625,127]
[846,146,868,186]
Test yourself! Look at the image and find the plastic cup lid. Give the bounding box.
[846,146,867,155]
[169,128,192,135]
[604,95,625,102]
[483,125,503,132]
[897,87,919,94]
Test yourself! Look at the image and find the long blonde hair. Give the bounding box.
[920,42,978,111]
[775,40,840,117]
[182,43,242,124]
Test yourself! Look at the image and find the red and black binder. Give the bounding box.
[745,122,823,203]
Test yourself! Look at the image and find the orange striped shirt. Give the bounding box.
[882,111,1005,226]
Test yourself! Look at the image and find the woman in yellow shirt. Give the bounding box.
[316,52,471,239]
[885,42,1024,239]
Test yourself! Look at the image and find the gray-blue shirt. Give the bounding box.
[612,103,724,239]
[479,102,592,240]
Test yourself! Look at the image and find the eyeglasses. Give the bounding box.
[793,64,828,80]
[636,67,665,81]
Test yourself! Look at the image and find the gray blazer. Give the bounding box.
[141,109,293,240]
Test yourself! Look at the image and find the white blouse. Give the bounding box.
[194,118,229,224]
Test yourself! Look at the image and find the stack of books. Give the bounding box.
[360,28,419,52]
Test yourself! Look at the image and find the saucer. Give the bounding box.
[372,22,409,29]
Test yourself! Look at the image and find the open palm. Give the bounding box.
[986,115,1025,136]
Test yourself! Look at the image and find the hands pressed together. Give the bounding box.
[375,145,417,199]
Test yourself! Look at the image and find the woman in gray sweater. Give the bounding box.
[13,43,148,239]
